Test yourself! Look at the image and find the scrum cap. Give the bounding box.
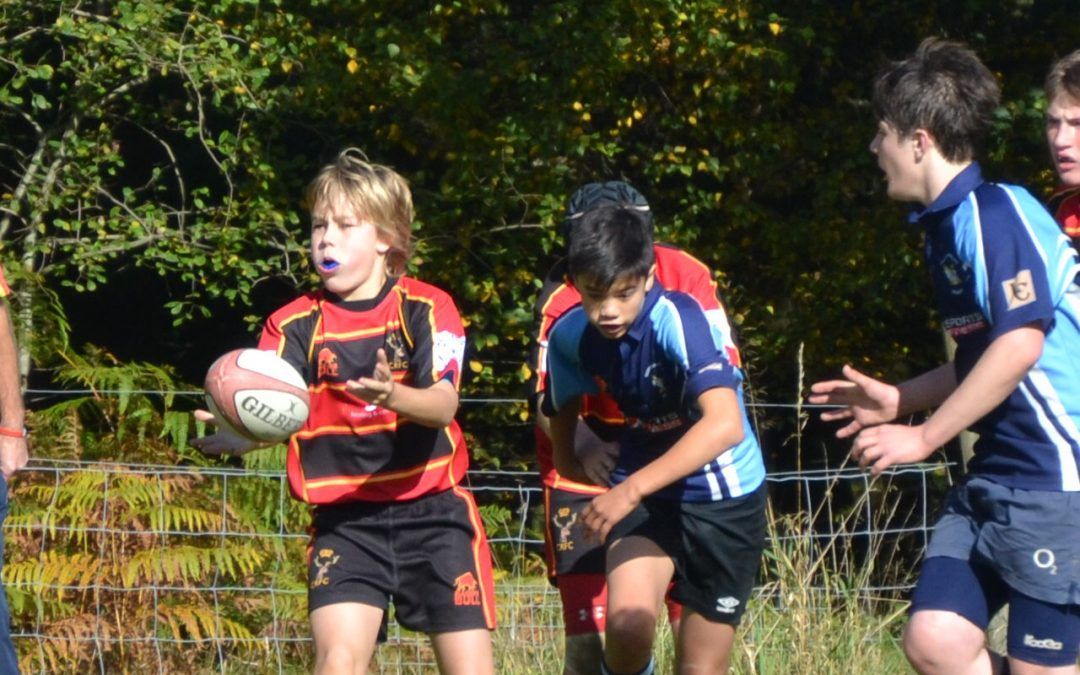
[561,181,652,242]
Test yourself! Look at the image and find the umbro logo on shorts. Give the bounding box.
[715,596,740,614]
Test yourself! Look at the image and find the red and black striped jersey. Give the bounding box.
[260,276,471,505]
[1049,185,1080,244]
[529,243,739,493]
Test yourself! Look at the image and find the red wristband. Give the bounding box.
[0,426,27,438]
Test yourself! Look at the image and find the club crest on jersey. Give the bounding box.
[552,506,577,552]
[384,330,410,371]
[644,363,668,398]
[311,548,340,588]
[940,254,971,296]
[1003,269,1036,310]
[317,347,339,379]
[453,572,481,606]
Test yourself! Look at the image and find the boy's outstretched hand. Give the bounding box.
[850,423,935,475]
[580,479,642,544]
[808,364,900,438]
[347,348,396,407]
[190,410,259,457]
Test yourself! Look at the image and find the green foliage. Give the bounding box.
[3,0,1077,451]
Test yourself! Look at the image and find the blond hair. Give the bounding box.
[1046,49,1080,104]
[306,148,413,275]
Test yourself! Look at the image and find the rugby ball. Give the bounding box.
[204,349,310,443]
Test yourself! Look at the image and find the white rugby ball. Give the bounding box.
[204,349,310,443]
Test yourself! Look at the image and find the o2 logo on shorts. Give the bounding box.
[454,572,481,606]
[1033,548,1058,575]
[311,548,340,588]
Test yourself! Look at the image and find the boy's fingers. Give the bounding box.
[841,364,873,386]
[819,409,852,422]
[194,409,216,423]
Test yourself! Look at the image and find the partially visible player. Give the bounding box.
[530,182,741,674]
[811,39,1080,674]
[1045,49,1080,242]
[0,264,28,675]
[543,204,767,675]
[193,149,495,675]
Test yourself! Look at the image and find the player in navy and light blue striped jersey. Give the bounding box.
[923,164,1080,491]
[811,39,1080,674]
[541,204,766,675]
[543,287,765,502]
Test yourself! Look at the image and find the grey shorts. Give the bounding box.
[926,476,1080,606]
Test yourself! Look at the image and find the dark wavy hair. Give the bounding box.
[872,38,1000,163]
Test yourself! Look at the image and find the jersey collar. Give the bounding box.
[626,282,663,341]
[908,162,984,225]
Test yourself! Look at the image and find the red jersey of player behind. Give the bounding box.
[1049,186,1080,244]
[260,276,470,505]
[529,243,741,493]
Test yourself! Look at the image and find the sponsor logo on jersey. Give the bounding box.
[942,312,987,337]
[1003,269,1036,310]
[311,548,340,588]
[433,330,465,374]
[317,347,339,379]
[453,572,481,606]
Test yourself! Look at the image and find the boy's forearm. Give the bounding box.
[895,362,957,416]
[385,379,459,428]
[918,325,1043,449]
[623,388,743,500]
[549,398,590,483]
[0,303,24,427]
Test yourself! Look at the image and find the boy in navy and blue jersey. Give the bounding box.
[542,204,766,675]
[811,39,1080,674]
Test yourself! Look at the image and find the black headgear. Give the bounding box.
[560,181,652,243]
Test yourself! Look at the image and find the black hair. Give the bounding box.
[567,205,654,290]
[872,38,1000,162]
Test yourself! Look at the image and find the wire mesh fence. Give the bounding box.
[3,451,952,673]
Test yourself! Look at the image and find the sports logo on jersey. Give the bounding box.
[453,572,481,606]
[433,330,465,374]
[384,330,410,371]
[1003,269,1036,310]
[317,347,339,379]
[552,506,577,552]
[311,548,340,588]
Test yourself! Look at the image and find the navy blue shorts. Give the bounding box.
[607,483,767,625]
[911,477,1080,666]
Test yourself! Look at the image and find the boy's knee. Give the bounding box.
[903,611,985,673]
[315,643,365,675]
[606,605,657,645]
